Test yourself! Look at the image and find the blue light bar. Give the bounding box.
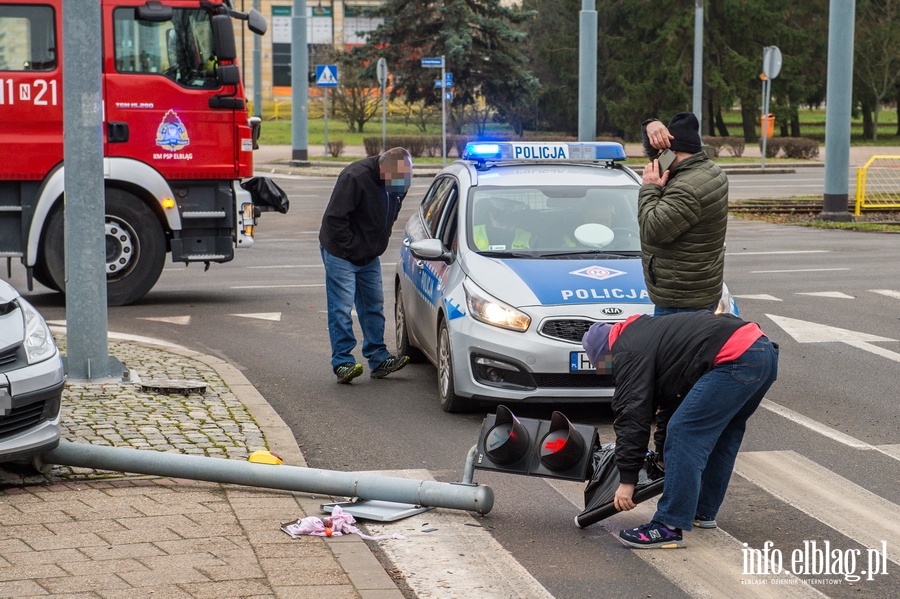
[462,141,626,163]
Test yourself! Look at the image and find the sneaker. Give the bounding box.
[694,514,717,529]
[370,355,410,379]
[619,521,685,549]
[334,362,363,384]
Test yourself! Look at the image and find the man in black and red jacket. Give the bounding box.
[582,311,778,549]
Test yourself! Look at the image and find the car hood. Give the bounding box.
[465,255,652,308]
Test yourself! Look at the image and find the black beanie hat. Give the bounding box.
[667,112,702,154]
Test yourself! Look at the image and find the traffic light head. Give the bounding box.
[474,406,597,482]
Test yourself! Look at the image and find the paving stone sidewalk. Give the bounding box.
[0,334,406,599]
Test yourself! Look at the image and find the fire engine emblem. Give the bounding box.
[569,265,626,281]
[156,110,190,151]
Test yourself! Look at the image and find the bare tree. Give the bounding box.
[855,0,900,140]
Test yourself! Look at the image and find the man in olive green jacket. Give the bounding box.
[639,113,729,316]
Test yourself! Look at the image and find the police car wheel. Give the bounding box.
[437,320,473,413]
[394,284,424,363]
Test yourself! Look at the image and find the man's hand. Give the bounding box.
[642,161,670,187]
[645,120,674,150]
[614,482,637,511]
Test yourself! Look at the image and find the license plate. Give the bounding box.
[569,351,612,373]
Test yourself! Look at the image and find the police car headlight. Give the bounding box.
[464,281,531,332]
[18,298,57,364]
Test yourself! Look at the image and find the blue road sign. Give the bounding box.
[316,65,338,87]
[445,92,453,101]
[434,79,454,89]
[445,72,453,85]
[421,57,444,68]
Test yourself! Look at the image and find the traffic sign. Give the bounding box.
[445,72,453,85]
[763,46,782,80]
[474,406,597,481]
[315,64,338,87]
[434,79,454,89]
[376,58,388,86]
[445,92,453,101]
[421,57,444,68]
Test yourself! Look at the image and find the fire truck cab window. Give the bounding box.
[0,5,57,71]
[114,8,218,88]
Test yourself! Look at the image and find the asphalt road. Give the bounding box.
[13,172,899,598]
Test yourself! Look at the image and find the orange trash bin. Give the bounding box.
[761,113,775,138]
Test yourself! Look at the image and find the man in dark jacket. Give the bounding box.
[319,148,413,383]
[582,312,778,548]
[639,113,729,315]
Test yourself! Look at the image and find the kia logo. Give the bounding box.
[601,307,623,315]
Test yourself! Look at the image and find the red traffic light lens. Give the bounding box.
[539,411,585,471]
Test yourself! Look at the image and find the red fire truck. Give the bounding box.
[0,0,287,305]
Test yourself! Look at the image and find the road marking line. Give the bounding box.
[546,480,828,598]
[137,316,191,325]
[751,268,850,274]
[733,294,782,301]
[760,399,898,461]
[870,289,900,300]
[735,451,900,567]
[796,291,855,299]
[361,469,554,599]
[230,312,282,321]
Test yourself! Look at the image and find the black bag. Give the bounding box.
[575,443,665,528]
[241,176,290,214]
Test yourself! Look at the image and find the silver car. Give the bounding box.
[395,141,736,413]
[0,280,64,465]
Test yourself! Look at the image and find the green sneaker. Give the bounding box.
[334,362,363,384]
[370,355,410,379]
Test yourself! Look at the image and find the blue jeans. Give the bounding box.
[321,246,391,371]
[653,304,717,316]
[653,336,779,531]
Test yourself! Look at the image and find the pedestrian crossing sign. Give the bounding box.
[316,65,338,87]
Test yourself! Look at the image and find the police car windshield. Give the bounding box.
[468,187,641,256]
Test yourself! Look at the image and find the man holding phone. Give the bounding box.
[637,113,729,316]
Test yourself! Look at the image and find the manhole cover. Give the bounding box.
[139,379,208,395]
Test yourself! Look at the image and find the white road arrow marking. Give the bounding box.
[231,312,282,321]
[766,314,900,363]
[733,294,782,301]
[871,289,900,300]
[796,291,854,299]
[138,316,191,325]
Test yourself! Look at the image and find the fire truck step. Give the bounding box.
[183,254,229,261]
[182,211,227,219]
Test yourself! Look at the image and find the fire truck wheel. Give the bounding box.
[42,189,166,306]
[31,259,61,292]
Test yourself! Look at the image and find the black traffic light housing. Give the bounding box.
[474,406,598,482]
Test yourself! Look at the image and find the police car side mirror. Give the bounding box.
[410,239,453,264]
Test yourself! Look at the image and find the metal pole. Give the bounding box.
[382,77,387,153]
[441,56,447,166]
[253,0,262,118]
[577,0,597,141]
[821,0,855,221]
[44,441,494,514]
[323,87,328,157]
[62,0,112,380]
[291,0,309,162]
[692,0,704,133]
[761,77,770,169]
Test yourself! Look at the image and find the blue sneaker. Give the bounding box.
[694,514,717,529]
[619,521,685,549]
[334,362,363,384]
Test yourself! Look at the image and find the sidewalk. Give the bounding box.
[0,332,406,598]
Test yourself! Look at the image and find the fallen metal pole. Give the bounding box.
[43,441,494,514]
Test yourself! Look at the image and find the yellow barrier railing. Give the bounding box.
[855,155,900,215]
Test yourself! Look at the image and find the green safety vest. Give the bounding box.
[473,225,531,250]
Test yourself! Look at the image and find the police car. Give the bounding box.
[395,141,735,412]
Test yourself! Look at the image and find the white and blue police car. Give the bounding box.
[395,141,734,412]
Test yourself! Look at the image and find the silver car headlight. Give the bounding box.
[18,298,57,364]
[464,280,531,332]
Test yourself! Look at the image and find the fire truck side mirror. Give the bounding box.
[136,2,173,22]
[211,15,237,62]
[218,65,240,86]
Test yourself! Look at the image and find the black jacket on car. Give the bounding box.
[608,312,747,484]
[319,156,407,265]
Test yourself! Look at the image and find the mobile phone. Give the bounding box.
[657,149,676,176]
